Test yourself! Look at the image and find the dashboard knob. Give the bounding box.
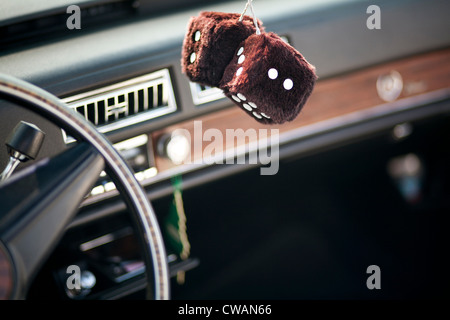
[158,131,191,165]
[1,121,45,181]
[376,70,403,102]
[80,270,96,290]
[5,121,45,161]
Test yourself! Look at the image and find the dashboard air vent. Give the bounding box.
[62,69,177,142]
[189,82,225,105]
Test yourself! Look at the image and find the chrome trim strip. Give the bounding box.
[280,88,450,147]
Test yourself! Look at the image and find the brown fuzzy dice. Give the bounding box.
[181,11,264,87]
[181,11,317,124]
[220,33,317,124]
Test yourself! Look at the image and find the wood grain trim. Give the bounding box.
[152,48,450,172]
[0,243,13,300]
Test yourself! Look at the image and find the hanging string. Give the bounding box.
[238,0,251,20]
[239,0,261,35]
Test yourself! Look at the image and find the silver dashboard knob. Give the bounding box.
[158,131,191,165]
[80,270,96,290]
[376,70,403,102]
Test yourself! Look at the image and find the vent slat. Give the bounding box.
[134,91,139,114]
[142,87,149,111]
[62,69,177,143]
[151,85,157,108]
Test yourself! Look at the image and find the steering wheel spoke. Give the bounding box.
[0,142,104,298]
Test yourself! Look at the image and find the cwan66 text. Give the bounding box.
[223,305,271,315]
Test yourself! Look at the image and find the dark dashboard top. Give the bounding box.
[1,0,448,90]
[0,0,226,26]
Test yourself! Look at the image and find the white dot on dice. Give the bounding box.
[268,68,278,80]
[194,31,201,42]
[283,78,294,90]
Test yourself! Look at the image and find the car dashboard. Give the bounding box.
[0,0,450,300]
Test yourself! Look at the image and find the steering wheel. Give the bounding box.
[0,74,170,300]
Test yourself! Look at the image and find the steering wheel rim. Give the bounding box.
[0,73,170,300]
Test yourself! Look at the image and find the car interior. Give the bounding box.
[0,0,449,300]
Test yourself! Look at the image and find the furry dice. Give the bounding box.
[220,33,317,124]
[181,11,264,87]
